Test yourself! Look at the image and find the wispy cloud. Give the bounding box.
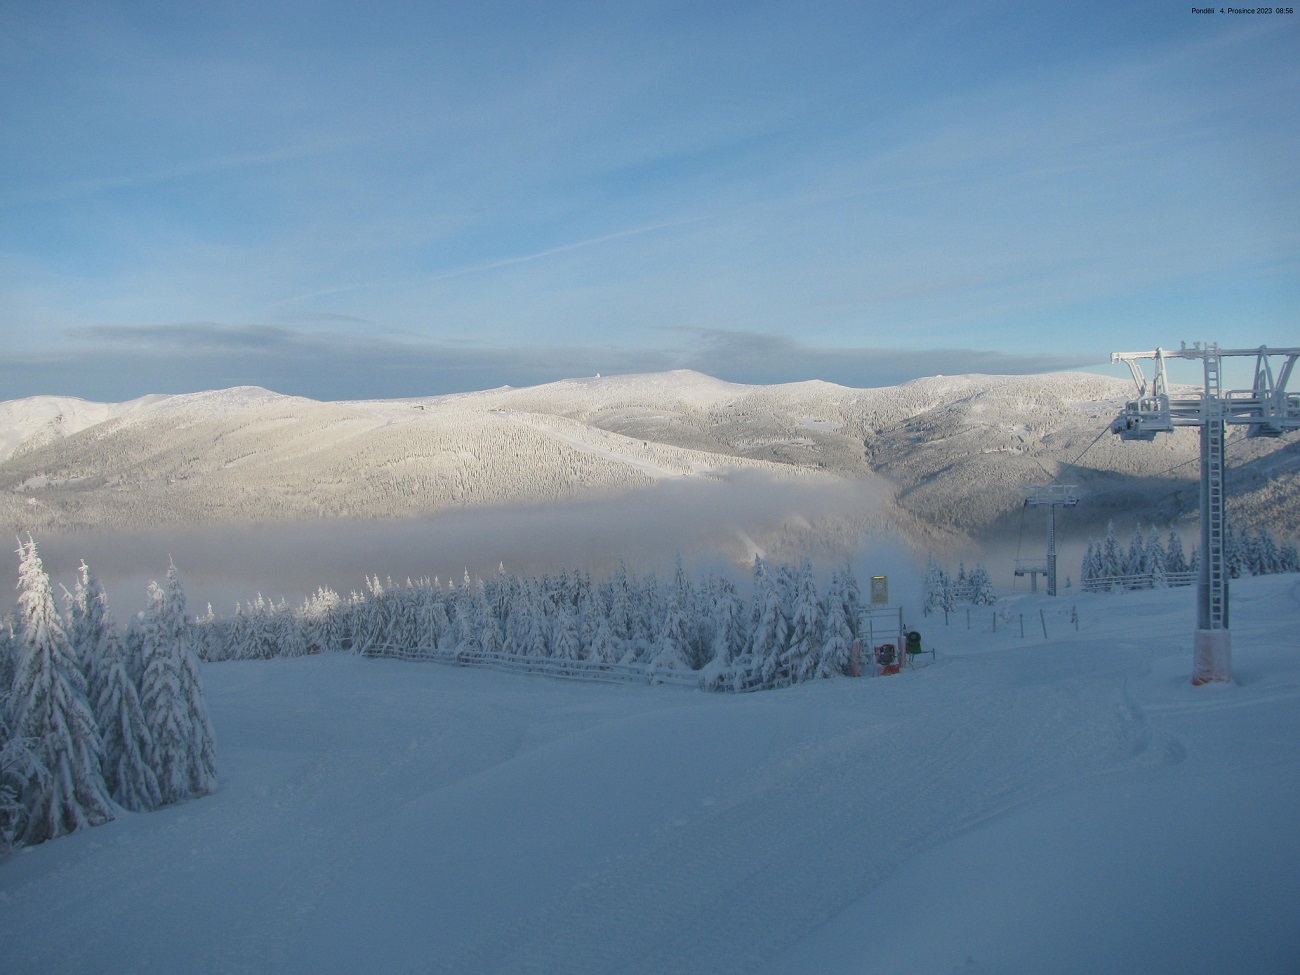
[428,218,708,283]
[0,145,340,209]
[67,323,299,351]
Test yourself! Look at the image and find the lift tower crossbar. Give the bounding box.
[1019,485,1079,596]
[1110,343,1300,684]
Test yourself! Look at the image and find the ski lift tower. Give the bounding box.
[1019,484,1079,596]
[1110,343,1300,684]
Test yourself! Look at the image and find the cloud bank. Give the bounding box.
[0,322,1097,402]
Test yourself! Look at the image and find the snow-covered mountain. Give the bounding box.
[2,370,1297,549]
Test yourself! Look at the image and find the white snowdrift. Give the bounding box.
[2,575,1298,974]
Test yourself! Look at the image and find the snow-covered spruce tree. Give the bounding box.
[923,554,945,615]
[1166,529,1189,574]
[751,561,791,688]
[0,614,14,695]
[140,567,217,807]
[139,583,188,805]
[1146,531,1168,589]
[1224,522,1248,579]
[193,604,221,662]
[811,565,857,679]
[939,570,957,614]
[67,563,160,811]
[647,581,691,680]
[95,623,161,812]
[520,584,551,658]
[243,595,278,659]
[1101,520,1125,584]
[550,604,582,661]
[1126,523,1148,578]
[10,537,113,845]
[349,578,384,655]
[476,585,503,656]
[785,558,822,684]
[65,562,110,712]
[587,613,622,665]
[165,564,216,798]
[698,578,744,690]
[1248,526,1282,576]
[968,563,995,606]
[0,717,45,854]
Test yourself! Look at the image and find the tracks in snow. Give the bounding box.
[435,680,1168,975]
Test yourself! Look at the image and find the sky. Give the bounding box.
[1,0,1297,402]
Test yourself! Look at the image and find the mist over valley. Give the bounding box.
[2,369,1297,610]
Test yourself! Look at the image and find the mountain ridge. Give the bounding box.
[1,369,1295,547]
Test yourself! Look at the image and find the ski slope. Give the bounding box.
[2,575,1298,974]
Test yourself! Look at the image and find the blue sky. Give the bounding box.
[1,1,1296,401]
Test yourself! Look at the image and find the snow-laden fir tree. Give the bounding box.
[139,583,186,803]
[165,564,216,798]
[1146,530,1168,589]
[65,562,110,712]
[698,578,745,690]
[923,554,945,615]
[95,622,161,812]
[812,565,855,679]
[1166,529,1189,574]
[10,537,114,845]
[587,613,622,665]
[784,558,822,684]
[1101,521,1124,582]
[647,580,692,679]
[1224,522,1248,580]
[0,614,15,701]
[751,560,791,687]
[193,604,220,662]
[140,566,217,806]
[0,715,45,854]
[68,563,160,811]
[550,604,583,661]
[273,598,309,657]
[1126,523,1148,577]
[968,563,995,605]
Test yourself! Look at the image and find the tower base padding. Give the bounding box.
[1192,629,1232,685]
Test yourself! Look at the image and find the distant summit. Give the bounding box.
[1,369,1295,544]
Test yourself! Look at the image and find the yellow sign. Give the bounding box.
[870,575,889,606]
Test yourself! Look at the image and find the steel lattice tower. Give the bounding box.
[1110,344,1300,684]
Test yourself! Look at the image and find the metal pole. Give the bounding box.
[1045,506,1055,600]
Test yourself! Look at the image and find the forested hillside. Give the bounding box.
[2,371,1297,545]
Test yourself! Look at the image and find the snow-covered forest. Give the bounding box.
[0,540,215,854]
[1080,520,1299,592]
[198,554,905,692]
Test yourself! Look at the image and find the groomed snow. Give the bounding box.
[2,575,1298,974]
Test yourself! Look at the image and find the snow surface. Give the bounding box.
[2,576,1299,974]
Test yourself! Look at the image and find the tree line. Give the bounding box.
[922,557,996,613]
[1,539,216,855]
[194,556,888,693]
[1081,521,1299,591]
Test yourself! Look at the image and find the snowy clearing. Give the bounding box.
[2,575,1299,974]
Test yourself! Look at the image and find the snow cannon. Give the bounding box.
[875,643,900,676]
[905,631,923,656]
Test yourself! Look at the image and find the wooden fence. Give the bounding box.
[1080,570,1196,593]
[361,644,764,691]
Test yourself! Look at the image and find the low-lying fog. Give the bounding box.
[6,471,935,618]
